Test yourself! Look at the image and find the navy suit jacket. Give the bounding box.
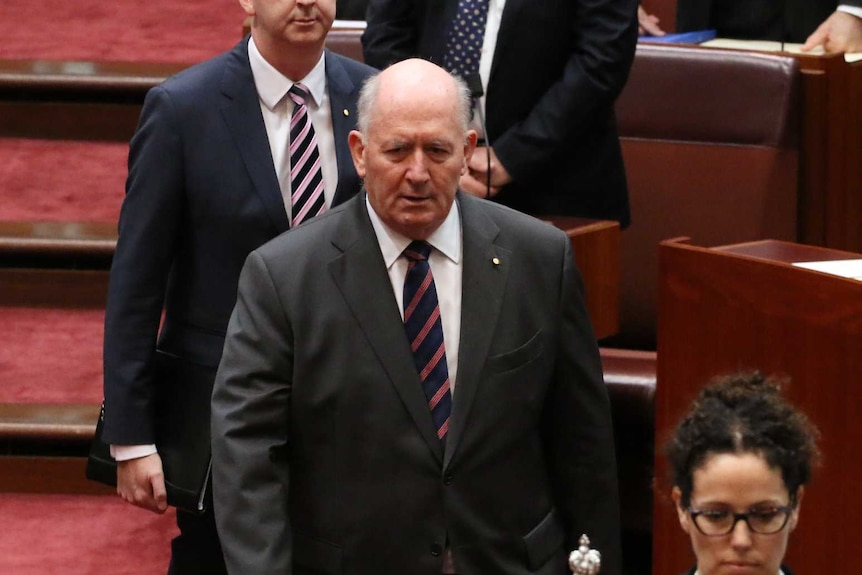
[102,37,375,444]
[362,0,638,226]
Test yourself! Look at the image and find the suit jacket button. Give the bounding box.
[443,473,453,485]
[430,543,443,556]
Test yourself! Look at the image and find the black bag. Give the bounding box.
[86,351,213,514]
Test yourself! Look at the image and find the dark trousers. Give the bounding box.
[167,490,227,575]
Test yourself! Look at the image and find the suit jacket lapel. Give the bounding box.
[328,196,445,463]
[444,194,510,469]
[220,38,289,234]
[324,51,362,207]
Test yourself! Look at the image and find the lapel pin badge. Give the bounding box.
[492,257,500,266]
[343,109,350,117]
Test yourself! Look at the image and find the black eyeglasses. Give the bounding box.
[687,505,794,536]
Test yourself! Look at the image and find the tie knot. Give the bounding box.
[404,240,432,262]
[288,83,311,106]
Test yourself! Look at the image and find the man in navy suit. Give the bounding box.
[362,0,638,226]
[101,0,375,572]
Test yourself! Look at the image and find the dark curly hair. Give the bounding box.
[666,371,820,508]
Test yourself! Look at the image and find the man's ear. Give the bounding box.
[348,130,366,178]
[671,487,691,534]
[238,0,255,17]
[462,129,478,174]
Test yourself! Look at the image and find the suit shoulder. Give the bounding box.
[255,200,353,261]
[327,51,378,80]
[469,196,569,245]
[158,48,235,95]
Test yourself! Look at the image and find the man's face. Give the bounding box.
[349,64,477,240]
[240,0,335,47]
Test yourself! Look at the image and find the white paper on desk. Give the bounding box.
[700,38,862,62]
[792,259,862,280]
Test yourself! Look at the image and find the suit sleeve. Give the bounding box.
[102,85,185,444]
[491,0,639,182]
[211,250,294,575]
[543,238,623,575]
[362,0,422,68]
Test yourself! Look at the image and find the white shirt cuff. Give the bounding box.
[110,444,157,461]
[838,5,862,19]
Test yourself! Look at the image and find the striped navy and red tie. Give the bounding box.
[288,83,326,227]
[403,241,452,442]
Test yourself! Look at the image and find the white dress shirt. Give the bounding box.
[248,37,338,221]
[365,196,463,391]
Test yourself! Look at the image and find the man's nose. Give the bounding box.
[405,150,430,183]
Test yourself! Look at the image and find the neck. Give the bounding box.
[252,33,324,81]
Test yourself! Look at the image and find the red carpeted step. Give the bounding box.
[0,139,126,223]
[0,307,103,403]
[0,493,176,574]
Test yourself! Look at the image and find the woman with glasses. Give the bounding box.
[665,372,819,575]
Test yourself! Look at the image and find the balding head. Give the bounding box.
[356,59,473,138]
[348,59,478,240]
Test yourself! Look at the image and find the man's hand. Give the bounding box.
[802,11,862,53]
[460,146,512,198]
[117,453,168,514]
[638,5,665,36]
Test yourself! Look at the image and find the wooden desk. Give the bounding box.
[654,237,862,575]
[543,216,620,340]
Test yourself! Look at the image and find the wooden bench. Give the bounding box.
[0,59,187,141]
[0,221,116,269]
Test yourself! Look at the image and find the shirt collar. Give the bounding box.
[365,194,462,269]
[247,36,327,111]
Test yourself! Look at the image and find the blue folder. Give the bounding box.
[639,29,717,44]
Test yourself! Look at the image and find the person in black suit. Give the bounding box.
[361,0,638,227]
[676,0,862,51]
[101,0,375,572]
[211,58,623,575]
[665,372,819,575]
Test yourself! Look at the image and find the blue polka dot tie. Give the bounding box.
[402,241,452,442]
[443,0,491,78]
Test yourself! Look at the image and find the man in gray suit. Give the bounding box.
[211,59,622,575]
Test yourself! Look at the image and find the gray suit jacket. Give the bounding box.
[211,192,622,575]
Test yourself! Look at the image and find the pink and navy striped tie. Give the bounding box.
[288,83,326,227]
[403,241,452,441]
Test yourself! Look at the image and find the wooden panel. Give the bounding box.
[0,457,112,494]
[653,238,862,575]
[542,217,620,340]
[0,269,109,308]
[0,404,99,443]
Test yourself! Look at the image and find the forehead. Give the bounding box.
[367,75,463,138]
[691,452,789,506]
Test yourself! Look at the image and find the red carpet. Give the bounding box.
[0,308,104,403]
[0,1,244,63]
[0,0,248,223]
[0,494,177,575]
[0,139,126,222]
